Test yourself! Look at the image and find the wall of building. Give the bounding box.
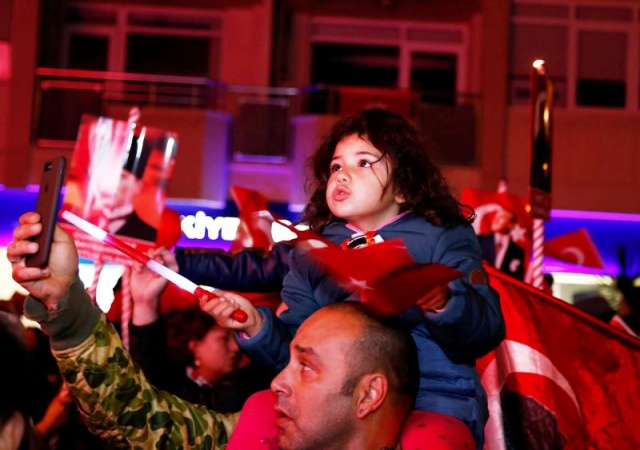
[0,0,275,189]
[506,107,640,214]
[0,0,9,175]
[221,0,273,86]
[2,0,640,216]
[1,0,39,188]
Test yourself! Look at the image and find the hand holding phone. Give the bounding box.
[25,157,67,268]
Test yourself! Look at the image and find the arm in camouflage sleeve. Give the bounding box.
[12,218,238,449]
[54,315,239,449]
[23,278,238,450]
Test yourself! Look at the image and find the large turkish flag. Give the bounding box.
[479,266,640,449]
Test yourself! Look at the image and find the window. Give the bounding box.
[61,5,222,77]
[511,1,640,110]
[577,31,626,108]
[509,24,568,107]
[411,52,457,105]
[310,17,469,98]
[312,43,399,88]
[68,33,109,71]
[126,34,210,77]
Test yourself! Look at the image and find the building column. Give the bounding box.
[3,0,39,186]
[479,0,510,190]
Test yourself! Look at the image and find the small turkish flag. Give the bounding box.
[544,228,605,269]
[230,185,274,253]
[461,188,532,241]
[265,211,337,250]
[309,239,464,316]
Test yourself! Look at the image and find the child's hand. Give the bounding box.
[200,290,263,336]
[416,285,451,312]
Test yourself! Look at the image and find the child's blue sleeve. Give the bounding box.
[237,244,349,370]
[236,306,293,371]
[424,225,506,359]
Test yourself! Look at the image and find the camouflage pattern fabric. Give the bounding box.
[53,316,239,449]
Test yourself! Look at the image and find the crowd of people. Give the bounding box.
[4,108,507,449]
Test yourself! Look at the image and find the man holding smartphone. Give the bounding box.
[7,212,473,450]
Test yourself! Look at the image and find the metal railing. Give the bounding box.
[33,68,331,146]
[32,68,480,165]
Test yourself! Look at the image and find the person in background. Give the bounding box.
[613,246,640,335]
[107,144,157,242]
[200,108,504,449]
[477,207,525,280]
[0,311,44,450]
[0,313,100,450]
[128,256,276,412]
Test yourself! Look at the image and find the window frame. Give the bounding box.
[511,0,640,112]
[61,3,223,78]
[309,15,471,101]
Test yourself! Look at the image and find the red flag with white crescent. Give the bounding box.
[461,188,532,271]
[544,228,605,270]
[308,239,464,315]
[479,266,640,449]
[461,188,531,239]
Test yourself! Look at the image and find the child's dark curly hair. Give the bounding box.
[303,108,475,231]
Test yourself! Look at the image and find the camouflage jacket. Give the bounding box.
[54,315,239,449]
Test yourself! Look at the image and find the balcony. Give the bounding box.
[33,68,481,168]
[27,67,485,208]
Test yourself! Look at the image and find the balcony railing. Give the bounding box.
[33,68,480,165]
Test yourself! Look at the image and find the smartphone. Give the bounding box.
[25,157,67,268]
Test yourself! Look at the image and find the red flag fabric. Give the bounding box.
[265,211,338,249]
[609,314,638,338]
[308,239,464,315]
[461,188,532,274]
[479,266,640,449]
[461,188,531,243]
[544,228,606,270]
[155,207,182,248]
[229,185,274,253]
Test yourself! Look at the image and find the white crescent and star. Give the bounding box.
[348,277,374,291]
[509,224,527,243]
[473,203,528,244]
[472,203,503,235]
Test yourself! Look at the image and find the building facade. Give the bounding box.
[0,0,639,215]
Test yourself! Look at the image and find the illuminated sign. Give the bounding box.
[0,189,301,251]
[179,210,299,243]
[181,211,240,241]
[1,187,639,274]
